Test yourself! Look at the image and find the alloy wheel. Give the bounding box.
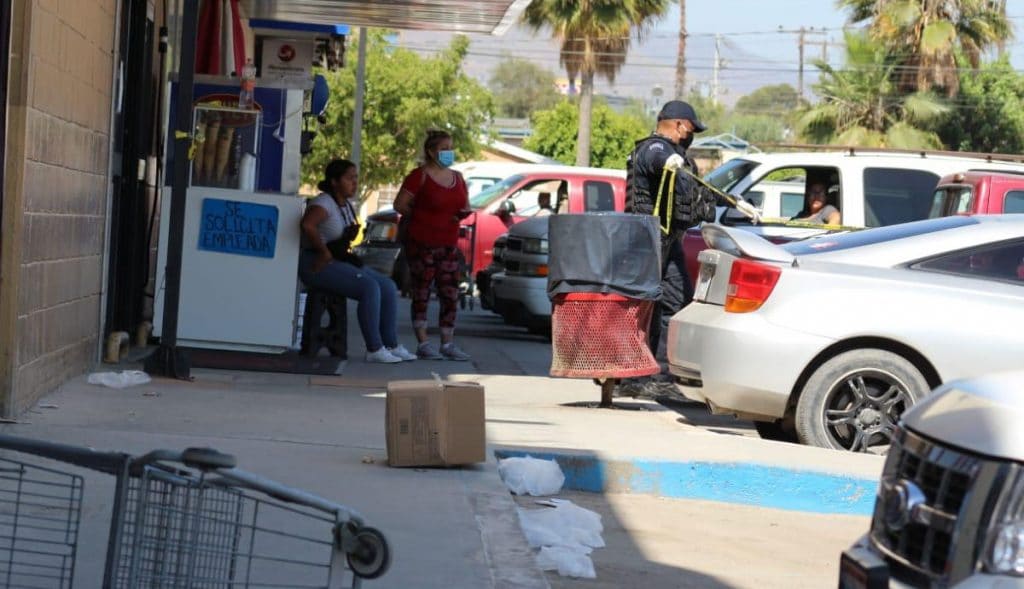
[821,369,911,453]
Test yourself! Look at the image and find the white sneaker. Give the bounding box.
[365,348,402,364]
[416,342,443,360]
[388,344,417,362]
[440,343,471,361]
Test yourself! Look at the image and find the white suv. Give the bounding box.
[683,149,1024,279]
[710,150,1024,227]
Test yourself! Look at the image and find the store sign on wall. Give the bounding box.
[198,198,278,258]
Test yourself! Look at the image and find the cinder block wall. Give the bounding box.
[12,0,116,413]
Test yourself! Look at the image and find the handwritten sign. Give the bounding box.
[198,198,278,258]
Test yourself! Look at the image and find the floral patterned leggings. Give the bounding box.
[405,240,461,336]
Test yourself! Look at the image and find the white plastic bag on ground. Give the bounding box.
[517,498,605,578]
[518,499,604,549]
[498,456,565,496]
[536,545,596,579]
[87,370,151,389]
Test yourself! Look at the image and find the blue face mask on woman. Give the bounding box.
[437,150,455,168]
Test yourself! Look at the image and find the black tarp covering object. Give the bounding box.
[547,213,662,301]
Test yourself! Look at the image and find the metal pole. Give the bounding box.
[350,27,368,170]
[711,33,721,105]
[797,27,805,100]
[600,379,615,409]
[144,0,199,379]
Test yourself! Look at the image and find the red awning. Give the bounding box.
[196,0,248,76]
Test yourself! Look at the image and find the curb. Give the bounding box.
[494,449,877,516]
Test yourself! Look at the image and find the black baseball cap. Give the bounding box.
[657,100,707,132]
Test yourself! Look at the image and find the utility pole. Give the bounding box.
[711,33,722,105]
[779,26,828,99]
[674,0,686,98]
[351,28,368,170]
[798,27,805,99]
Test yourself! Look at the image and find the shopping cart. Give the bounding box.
[0,434,389,588]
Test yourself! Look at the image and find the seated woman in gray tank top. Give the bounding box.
[298,159,417,364]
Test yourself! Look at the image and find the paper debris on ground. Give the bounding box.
[517,498,604,579]
[87,370,151,389]
[497,455,565,496]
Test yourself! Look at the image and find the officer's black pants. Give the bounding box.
[648,237,693,360]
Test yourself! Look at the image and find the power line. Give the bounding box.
[402,43,1024,77]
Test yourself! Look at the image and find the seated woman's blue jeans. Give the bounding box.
[298,251,399,352]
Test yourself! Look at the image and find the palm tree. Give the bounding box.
[797,31,949,149]
[839,0,1013,96]
[675,1,686,99]
[523,0,671,167]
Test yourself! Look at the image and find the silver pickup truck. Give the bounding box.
[841,371,1024,588]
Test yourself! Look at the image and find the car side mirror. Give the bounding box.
[498,200,516,217]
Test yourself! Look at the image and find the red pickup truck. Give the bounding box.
[928,170,1024,217]
[354,166,626,291]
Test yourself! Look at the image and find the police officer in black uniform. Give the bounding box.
[625,100,713,375]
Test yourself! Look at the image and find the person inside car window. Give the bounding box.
[554,182,569,214]
[794,182,841,225]
[535,192,554,216]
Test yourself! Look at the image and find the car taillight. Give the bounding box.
[724,259,781,313]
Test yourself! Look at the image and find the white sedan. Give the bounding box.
[667,215,1024,452]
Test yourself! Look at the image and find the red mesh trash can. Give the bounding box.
[550,292,660,379]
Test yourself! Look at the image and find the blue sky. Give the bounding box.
[399,1,1024,107]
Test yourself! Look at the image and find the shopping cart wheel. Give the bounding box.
[181,448,237,471]
[347,526,390,579]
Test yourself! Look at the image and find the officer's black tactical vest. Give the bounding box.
[626,135,700,231]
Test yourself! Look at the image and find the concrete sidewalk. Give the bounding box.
[0,300,884,587]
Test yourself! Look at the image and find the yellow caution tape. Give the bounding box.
[752,217,863,232]
[652,167,676,235]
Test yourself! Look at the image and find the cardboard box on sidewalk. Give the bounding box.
[386,379,486,467]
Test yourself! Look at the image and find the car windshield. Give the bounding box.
[469,175,525,210]
[783,216,978,256]
[466,176,502,198]
[928,185,974,218]
[704,158,759,192]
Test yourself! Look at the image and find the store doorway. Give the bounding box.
[105,0,157,341]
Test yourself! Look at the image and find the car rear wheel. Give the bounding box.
[795,349,929,453]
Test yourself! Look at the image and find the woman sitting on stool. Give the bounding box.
[298,159,416,364]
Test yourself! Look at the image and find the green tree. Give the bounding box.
[839,0,1013,95]
[302,32,494,193]
[734,84,801,116]
[727,115,786,144]
[681,90,725,134]
[727,84,800,145]
[619,97,656,129]
[522,0,672,167]
[797,31,948,149]
[489,57,561,118]
[939,56,1024,153]
[523,99,648,169]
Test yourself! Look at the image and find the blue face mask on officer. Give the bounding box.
[437,150,456,168]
